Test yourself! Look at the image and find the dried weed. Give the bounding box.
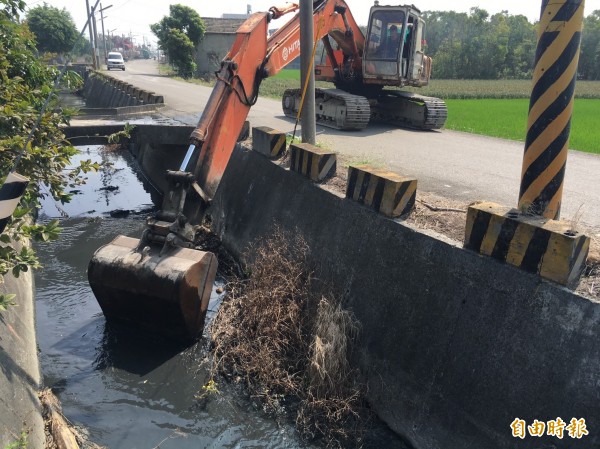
[297,297,368,448]
[209,228,313,409]
[208,228,368,447]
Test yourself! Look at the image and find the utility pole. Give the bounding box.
[299,0,316,144]
[86,0,96,68]
[91,4,100,68]
[99,4,113,63]
[518,0,585,219]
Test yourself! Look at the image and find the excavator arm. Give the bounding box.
[187,0,366,208]
[88,0,370,342]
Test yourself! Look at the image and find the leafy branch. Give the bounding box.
[0,2,103,311]
[107,122,135,144]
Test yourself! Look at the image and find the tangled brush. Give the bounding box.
[208,227,369,447]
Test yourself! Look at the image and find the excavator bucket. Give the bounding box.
[88,235,217,342]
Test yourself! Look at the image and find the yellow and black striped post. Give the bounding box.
[519,0,585,219]
[346,165,417,218]
[289,142,336,181]
[251,126,287,159]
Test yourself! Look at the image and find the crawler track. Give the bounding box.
[282,88,447,131]
[282,88,370,130]
[370,91,447,130]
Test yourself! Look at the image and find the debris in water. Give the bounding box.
[109,209,130,218]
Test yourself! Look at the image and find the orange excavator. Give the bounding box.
[279,2,447,130]
[88,0,446,341]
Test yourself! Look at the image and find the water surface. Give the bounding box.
[35,145,312,448]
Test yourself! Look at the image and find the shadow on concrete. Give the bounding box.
[0,315,40,406]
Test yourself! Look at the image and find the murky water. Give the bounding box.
[34,145,315,448]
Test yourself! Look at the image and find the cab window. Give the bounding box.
[365,10,405,60]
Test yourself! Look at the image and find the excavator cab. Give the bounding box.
[363,5,431,87]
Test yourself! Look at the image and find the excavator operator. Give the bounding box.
[385,24,401,58]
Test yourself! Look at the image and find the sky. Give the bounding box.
[24,0,600,48]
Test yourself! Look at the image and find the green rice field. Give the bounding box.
[445,99,599,154]
[404,79,600,99]
[272,70,600,99]
[260,72,600,154]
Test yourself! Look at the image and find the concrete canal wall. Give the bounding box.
[65,124,600,449]
[210,144,599,449]
[0,241,44,449]
[79,71,164,114]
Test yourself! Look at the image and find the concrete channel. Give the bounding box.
[63,118,600,449]
[2,72,599,449]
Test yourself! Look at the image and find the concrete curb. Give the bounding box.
[77,103,165,118]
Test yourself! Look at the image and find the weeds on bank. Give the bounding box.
[286,134,303,147]
[210,229,313,408]
[3,431,28,449]
[0,293,17,311]
[285,135,331,152]
[297,298,365,445]
[208,228,368,447]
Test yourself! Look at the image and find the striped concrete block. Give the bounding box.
[0,172,28,234]
[346,165,417,218]
[251,126,286,159]
[464,201,590,287]
[290,142,336,181]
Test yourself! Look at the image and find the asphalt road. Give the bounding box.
[107,59,600,234]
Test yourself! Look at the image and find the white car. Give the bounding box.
[107,52,125,71]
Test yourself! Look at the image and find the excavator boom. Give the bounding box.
[88,0,446,342]
[87,4,317,342]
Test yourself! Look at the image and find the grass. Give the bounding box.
[273,68,301,80]
[445,99,528,139]
[405,79,600,99]
[271,72,600,99]
[3,432,28,449]
[445,98,600,154]
[259,77,332,99]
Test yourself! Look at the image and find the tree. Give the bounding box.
[580,10,600,79]
[422,9,537,79]
[71,34,92,62]
[501,14,536,78]
[1,0,23,19]
[26,3,78,56]
[0,0,98,309]
[150,4,205,78]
